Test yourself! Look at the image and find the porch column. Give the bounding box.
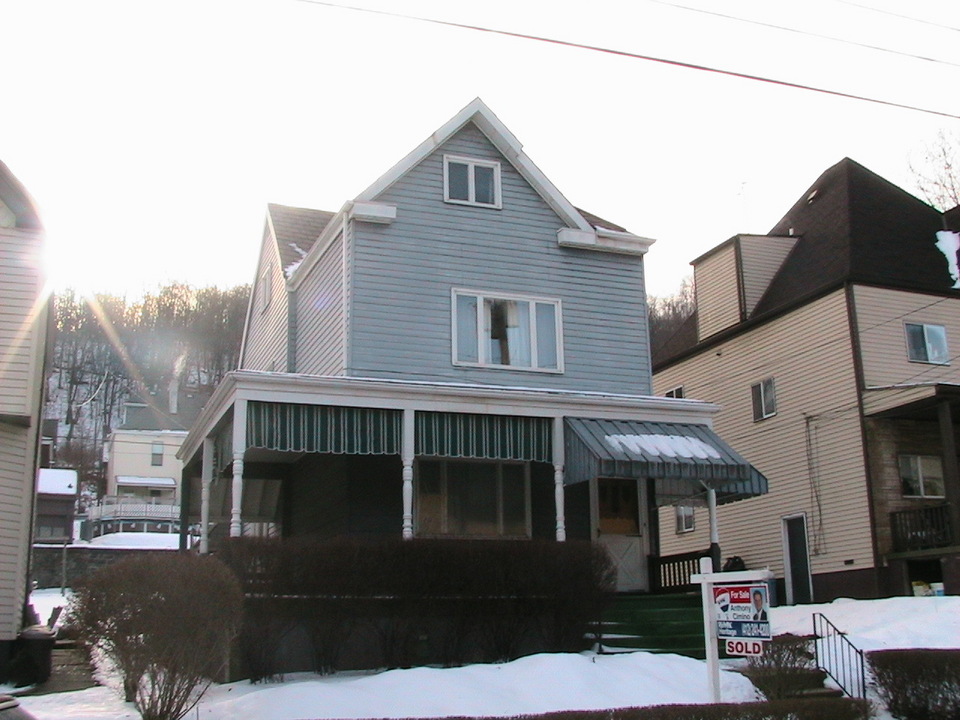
[230,399,247,538]
[553,417,566,541]
[938,401,960,543]
[402,408,415,540]
[706,486,720,571]
[200,437,213,554]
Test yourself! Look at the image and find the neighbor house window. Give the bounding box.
[905,323,949,364]
[676,505,695,534]
[259,265,272,313]
[151,442,163,467]
[899,454,945,498]
[416,459,530,538]
[751,378,777,421]
[665,386,685,399]
[453,290,562,372]
[444,155,501,208]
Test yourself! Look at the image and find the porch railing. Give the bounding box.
[87,496,181,523]
[890,504,954,552]
[813,612,866,699]
[650,548,713,593]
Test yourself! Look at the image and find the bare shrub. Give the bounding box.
[869,648,960,720]
[71,553,242,720]
[744,633,817,700]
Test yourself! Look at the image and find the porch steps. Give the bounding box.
[597,593,708,659]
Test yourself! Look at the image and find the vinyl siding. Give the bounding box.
[654,290,873,580]
[0,228,44,417]
[854,285,960,388]
[347,123,651,394]
[241,228,289,372]
[295,232,346,376]
[739,235,797,317]
[0,423,34,640]
[694,243,740,341]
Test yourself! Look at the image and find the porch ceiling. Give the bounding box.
[564,418,768,506]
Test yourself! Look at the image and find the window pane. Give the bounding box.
[501,464,526,535]
[447,162,469,201]
[906,323,927,361]
[474,165,495,205]
[535,302,558,369]
[920,456,945,497]
[447,462,497,536]
[926,325,949,364]
[899,455,922,496]
[751,383,763,421]
[486,299,531,367]
[417,461,443,534]
[456,294,479,363]
[762,378,777,416]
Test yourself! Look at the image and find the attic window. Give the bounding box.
[444,155,501,208]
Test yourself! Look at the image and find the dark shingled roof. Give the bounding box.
[576,207,629,233]
[753,158,948,316]
[267,203,336,276]
[0,159,41,230]
[654,158,955,368]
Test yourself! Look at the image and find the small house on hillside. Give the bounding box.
[178,99,767,592]
[34,468,78,543]
[654,158,960,602]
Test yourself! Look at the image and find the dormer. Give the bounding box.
[692,234,797,341]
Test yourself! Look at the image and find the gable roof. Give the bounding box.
[267,203,336,277]
[0,160,41,230]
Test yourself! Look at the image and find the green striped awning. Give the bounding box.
[564,418,768,506]
[416,411,552,463]
[247,401,402,455]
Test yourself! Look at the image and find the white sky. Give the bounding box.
[3,0,959,298]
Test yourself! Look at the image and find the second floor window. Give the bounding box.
[675,505,695,534]
[151,442,163,467]
[665,386,685,399]
[899,454,945,498]
[751,377,777,421]
[905,322,949,364]
[453,290,562,372]
[444,155,501,208]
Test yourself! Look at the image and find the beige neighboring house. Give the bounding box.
[0,160,49,674]
[95,381,210,536]
[653,158,960,603]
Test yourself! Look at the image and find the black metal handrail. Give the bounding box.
[813,612,866,699]
[890,504,954,552]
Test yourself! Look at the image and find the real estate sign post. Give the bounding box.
[692,560,774,702]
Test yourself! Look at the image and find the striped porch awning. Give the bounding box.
[246,401,402,455]
[416,411,552,463]
[564,418,767,505]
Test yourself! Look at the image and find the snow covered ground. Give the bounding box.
[16,594,960,720]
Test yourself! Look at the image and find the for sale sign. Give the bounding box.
[725,639,764,656]
[713,584,771,643]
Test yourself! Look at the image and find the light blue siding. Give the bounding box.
[346,123,651,394]
[295,232,346,375]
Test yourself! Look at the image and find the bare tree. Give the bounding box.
[648,276,696,359]
[910,130,960,211]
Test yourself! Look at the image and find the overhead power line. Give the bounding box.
[294,0,960,120]
[836,0,960,34]
[645,0,960,69]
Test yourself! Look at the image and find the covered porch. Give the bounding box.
[178,371,767,591]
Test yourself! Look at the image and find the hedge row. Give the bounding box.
[216,537,615,679]
[869,648,960,720]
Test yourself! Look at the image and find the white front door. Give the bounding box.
[596,477,648,592]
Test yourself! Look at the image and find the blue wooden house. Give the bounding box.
[177,99,766,591]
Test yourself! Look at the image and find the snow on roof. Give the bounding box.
[605,433,722,459]
[935,230,960,289]
[37,468,78,495]
[86,532,181,550]
[116,476,177,487]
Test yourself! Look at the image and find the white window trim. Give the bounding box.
[904,322,950,365]
[451,288,564,373]
[443,154,502,209]
[751,377,777,422]
[665,386,685,399]
[259,266,272,314]
[899,454,946,499]
[414,458,532,538]
[675,505,695,534]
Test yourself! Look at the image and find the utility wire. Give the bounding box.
[293,0,960,120]
[645,0,960,69]
[836,0,960,34]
